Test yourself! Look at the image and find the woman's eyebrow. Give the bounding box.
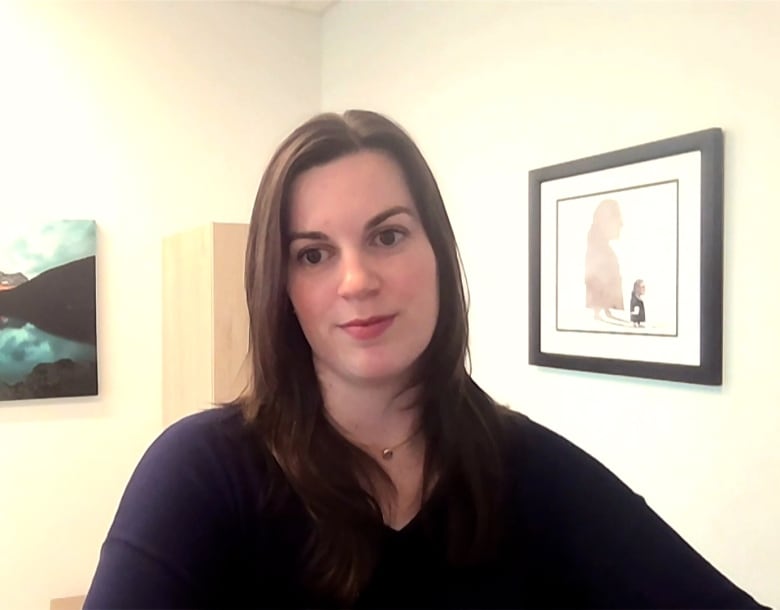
[288,205,415,245]
[288,230,328,244]
[365,205,415,230]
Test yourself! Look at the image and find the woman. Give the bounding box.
[84,111,765,609]
[585,198,625,320]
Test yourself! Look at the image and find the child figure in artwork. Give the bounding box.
[631,279,646,327]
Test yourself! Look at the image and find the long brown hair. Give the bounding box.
[241,110,508,604]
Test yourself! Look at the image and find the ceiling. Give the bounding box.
[271,0,340,15]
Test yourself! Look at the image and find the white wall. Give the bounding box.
[322,0,779,606]
[0,3,320,609]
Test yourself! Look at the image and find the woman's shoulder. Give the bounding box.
[125,403,268,507]
[105,404,271,551]
[84,405,278,607]
[499,408,581,457]
[495,409,767,609]
[145,404,252,464]
[498,408,641,505]
[160,402,246,435]
[500,408,607,464]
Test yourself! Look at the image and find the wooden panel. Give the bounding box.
[162,225,214,425]
[212,223,250,404]
[50,595,85,610]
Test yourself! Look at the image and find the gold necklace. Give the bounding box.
[381,426,422,460]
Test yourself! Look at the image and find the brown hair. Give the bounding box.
[241,110,508,604]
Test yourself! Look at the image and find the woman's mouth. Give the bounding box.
[340,315,396,340]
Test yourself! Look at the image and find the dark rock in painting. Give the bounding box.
[0,358,98,400]
[0,256,96,345]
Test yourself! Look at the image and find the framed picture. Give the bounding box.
[0,220,98,401]
[528,128,723,385]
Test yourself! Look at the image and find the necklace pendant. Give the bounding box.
[382,448,394,460]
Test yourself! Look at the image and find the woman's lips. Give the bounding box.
[340,315,396,340]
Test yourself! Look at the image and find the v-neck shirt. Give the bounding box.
[84,404,765,609]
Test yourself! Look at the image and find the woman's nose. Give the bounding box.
[337,252,380,300]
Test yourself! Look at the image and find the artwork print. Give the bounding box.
[529,129,723,385]
[0,220,98,401]
[556,180,678,337]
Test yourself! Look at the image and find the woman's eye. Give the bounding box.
[374,229,405,247]
[298,249,326,265]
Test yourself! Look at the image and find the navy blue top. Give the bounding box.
[84,405,765,609]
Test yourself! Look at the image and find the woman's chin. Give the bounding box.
[344,360,414,386]
[313,351,419,388]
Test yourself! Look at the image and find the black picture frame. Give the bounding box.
[528,128,724,385]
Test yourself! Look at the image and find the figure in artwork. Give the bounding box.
[584,199,624,320]
[630,279,646,327]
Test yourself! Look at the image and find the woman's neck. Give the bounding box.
[314,362,430,528]
[315,364,422,451]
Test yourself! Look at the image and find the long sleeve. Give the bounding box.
[515,416,769,609]
[84,411,245,609]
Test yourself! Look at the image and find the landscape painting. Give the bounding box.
[0,220,97,401]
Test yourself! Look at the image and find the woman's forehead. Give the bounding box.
[287,151,415,231]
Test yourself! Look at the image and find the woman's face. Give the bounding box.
[594,200,623,240]
[286,150,439,387]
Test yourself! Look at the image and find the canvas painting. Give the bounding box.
[0,220,97,401]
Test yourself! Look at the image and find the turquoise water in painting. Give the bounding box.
[0,319,96,384]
